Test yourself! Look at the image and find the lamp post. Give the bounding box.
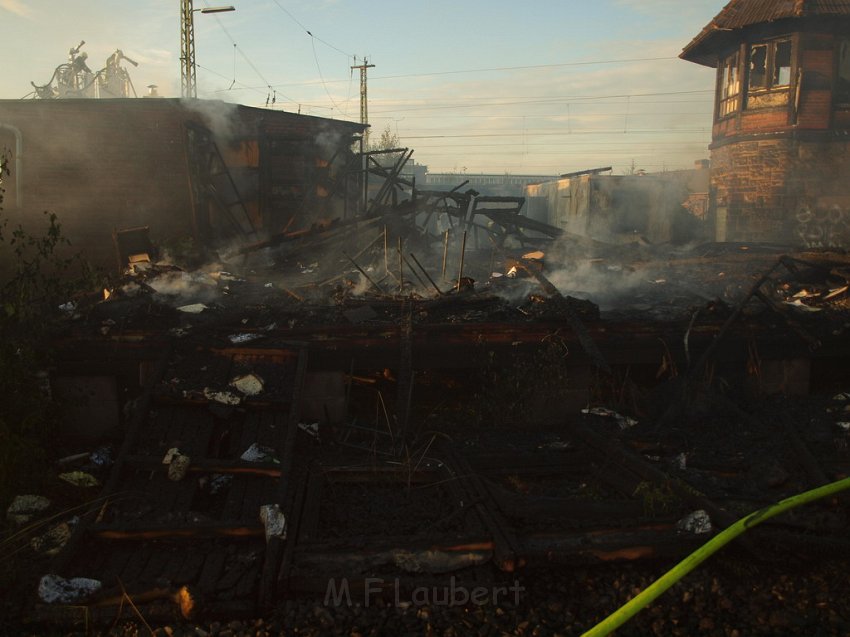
[180,1,235,98]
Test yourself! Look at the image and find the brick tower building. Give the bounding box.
[681,0,850,247]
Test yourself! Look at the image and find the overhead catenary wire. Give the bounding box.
[229,55,687,90]
[200,0,295,105]
[268,0,355,59]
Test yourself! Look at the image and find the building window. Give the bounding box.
[718,52,741,117]
[837,39,850,105]
[746,38,792,109]
[748,39,792,92]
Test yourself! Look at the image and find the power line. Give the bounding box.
[201,2,293,104]
[310,37,339,110]
[226,55,695,90]
[400,129,710,139]
[368,91,714,115]
[268,0,355,59]
[371,56,680,81]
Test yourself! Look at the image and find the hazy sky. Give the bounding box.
[1,0,724,175]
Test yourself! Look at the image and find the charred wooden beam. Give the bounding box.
[91,523,264,540]
[442,447,521,572]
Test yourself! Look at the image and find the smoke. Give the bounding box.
[182,98,247,145]
[314,123,346,157]
[146,267,220,304]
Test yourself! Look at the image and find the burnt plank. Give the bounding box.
[197,551,227,595]
[223,476,250,521]
[172,549,206,585]
[120,547,153,587]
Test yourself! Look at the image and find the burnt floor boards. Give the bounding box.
[38,344,307,624]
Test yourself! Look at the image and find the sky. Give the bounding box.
[0,0,725,176]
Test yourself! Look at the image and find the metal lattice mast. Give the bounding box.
[180,0,197,98]
[351,57,375,145]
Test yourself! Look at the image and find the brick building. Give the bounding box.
[0,99,364,266]
[681,0,850,247]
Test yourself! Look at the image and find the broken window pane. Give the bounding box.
[773,40,792,86]
[749,45,768,90]
[722,53,740,98]
[718,52,740,117]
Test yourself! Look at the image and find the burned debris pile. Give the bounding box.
[13,166,850,633]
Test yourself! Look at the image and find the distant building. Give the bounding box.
[681,0,850,247]
[424,172,557,197]
[525,163,710,244]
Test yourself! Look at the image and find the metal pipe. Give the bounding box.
[457,230,467,290]
[409,252,443,296]
[398,236,404,292]
[441,229,450,281]
[343,252,385,295]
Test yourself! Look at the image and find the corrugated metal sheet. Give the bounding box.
[682,0,850,66]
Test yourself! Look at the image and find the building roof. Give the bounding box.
[681,0,850,66]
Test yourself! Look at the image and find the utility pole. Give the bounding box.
[351,57,375,146]
[180,0,197,98]
[180,1,235,99]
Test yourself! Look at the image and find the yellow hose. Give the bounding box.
[582,475,850,637]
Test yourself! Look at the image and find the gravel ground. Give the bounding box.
[10,556,850,637]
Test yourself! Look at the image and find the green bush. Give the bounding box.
[0,152,92,504]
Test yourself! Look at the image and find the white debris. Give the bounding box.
[833,393,850,402]
[824,285,849,301]
[30,517,78,556]
[58,301,77,314]
[522,250,545,261]
[676,510,713,535]
[782,299,822,312]
[675,452,688,470]
[259,504,287,541]
[581,407,638,429]
[792,289,819,299]
[228,333,261,345]
[202,388,242,405]
[58,471,100,488]
[162,447,182,464]
[836,422,850,431]
[176,303,208,314]
[230,373,264,397]
[167,454,191,481]
[161,447,191,481]
[38,574,102,604]
[240,443,278,463]
[6,494,51,525]
[298,422,320,439]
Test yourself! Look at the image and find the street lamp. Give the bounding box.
[180,1,235,98]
